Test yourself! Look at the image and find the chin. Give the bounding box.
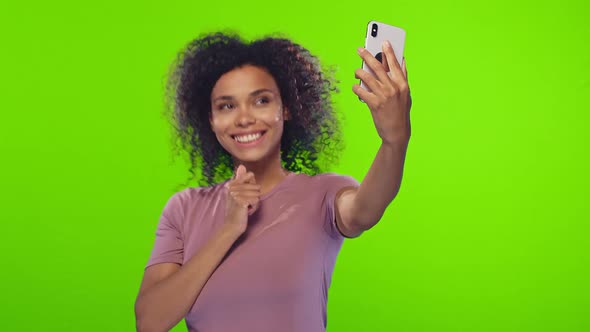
[231,147,280,165]
[233,151,270,164]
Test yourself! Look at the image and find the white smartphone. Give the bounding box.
[360,21,406,93]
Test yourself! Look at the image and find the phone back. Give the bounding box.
[361,21,406,91]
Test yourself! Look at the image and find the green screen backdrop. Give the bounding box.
[1,0,588,331]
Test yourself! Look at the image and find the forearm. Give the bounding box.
[353,138,409,228]
[135,224,242,332]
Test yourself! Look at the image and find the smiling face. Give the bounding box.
[209,65,290,166]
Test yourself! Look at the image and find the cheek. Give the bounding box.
[210,115,228,133]
[272,106,284,123]
[270,112,285,135]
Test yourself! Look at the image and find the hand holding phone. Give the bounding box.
[360,21,406,93]
[353,20,412,143]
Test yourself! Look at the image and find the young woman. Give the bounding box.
[134,32,411,332]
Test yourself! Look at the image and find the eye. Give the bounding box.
[217,103,234,111]
[255,97,270,105]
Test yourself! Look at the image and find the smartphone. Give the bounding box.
[360,21,406,93]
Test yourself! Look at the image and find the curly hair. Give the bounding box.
[163,31,346,188]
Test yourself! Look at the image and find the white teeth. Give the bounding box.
[234,132,262,143]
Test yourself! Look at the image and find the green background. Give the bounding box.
[1,0,588,331]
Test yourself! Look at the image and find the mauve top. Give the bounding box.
[145,172,360,332]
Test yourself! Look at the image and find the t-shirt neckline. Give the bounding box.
[221,172,298,201]
[260,172,297,201]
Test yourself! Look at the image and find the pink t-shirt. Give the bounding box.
[145,172,360,332]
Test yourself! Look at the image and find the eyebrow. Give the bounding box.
[212,89,275,103]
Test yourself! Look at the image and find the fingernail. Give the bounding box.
[383,40,391,48]
[357,47,364,54]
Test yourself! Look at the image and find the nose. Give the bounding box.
[235,106,256,127]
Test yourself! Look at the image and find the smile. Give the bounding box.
[232,131,266,146]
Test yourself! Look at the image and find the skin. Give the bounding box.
[335,40,412,238]
[207,40,413,237]
[135,41,412,332]
[208,65,291,197]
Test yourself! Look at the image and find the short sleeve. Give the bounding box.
[322,173,361,239]
[145,191,185,269]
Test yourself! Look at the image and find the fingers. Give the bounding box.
[228,183,261,193]
[233,164,256,184]
[228,164,261,216]
[355,68,382,96]
[231,192,260,205]
[352,83,377,104]
[381,49,390,73]
[381,41,405,86]
[232,193,260,213]
[402,57,408,80]
[235,164,246,179]
[358,47,391,85]
[356,44,409,103]
[233,191,260,215]
[381,41,402,72]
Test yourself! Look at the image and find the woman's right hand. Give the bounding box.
[223,164,261,235]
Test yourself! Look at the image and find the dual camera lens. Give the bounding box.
[371,23,378,37]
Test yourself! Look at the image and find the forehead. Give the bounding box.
[211,65,279,99]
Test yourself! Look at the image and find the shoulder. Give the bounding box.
[309,172,360,187]
[161,181,229,218]
[180,181,228,201]
[290,172,359,198]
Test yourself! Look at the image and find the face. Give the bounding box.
[209,65,290,165]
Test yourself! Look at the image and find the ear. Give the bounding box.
[283,106,290,121]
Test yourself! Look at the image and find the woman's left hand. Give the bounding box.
[353,41,412,145]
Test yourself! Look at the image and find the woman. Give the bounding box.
[135,32,411,332]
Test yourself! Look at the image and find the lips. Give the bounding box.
[232,131,267,147]
[231,130,266,139]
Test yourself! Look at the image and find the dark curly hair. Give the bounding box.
[163,31,346,188]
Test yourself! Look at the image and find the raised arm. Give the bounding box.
[336,41,411,235]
